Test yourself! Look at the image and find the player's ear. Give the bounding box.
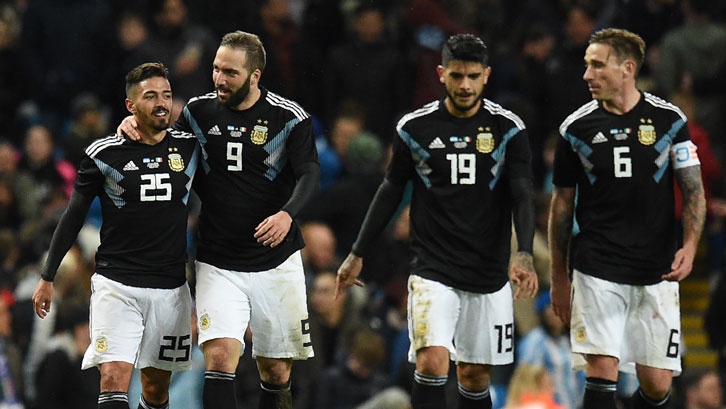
[623,59,636,79]
[251,69,262,87]
[483,65,492,85]
[125,98,136,115]
[436,65,446,84]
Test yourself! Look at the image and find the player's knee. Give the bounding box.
[142,382,169,404]
[203,341,238,372]
[457,363,490,389]
[99,363,132,392]
[415,347,449,375]
[257,357,292,384]
[639,378,672,401]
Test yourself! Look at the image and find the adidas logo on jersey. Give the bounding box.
[428,137,445,149]
[122,161,139,171]
[591,132,608,144]
[208,125,222,135]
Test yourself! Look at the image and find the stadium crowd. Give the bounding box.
[0,0,725,408]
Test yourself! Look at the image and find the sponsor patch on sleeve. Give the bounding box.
[670,141,700,169]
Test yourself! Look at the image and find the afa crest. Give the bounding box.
[200,313,211,330]
[574,327,586,343]
[251,119,269,145]
[638,118,656,145]
[476,127,495,153]
[95,335,108,353]
[168,150,184,172]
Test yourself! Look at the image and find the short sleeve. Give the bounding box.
[285,117,319,177]
[385,129,415,185]
[552,136,582,187]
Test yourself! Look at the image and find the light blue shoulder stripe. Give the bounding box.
[92,158,125,208]
[397,128,432,189]
[182,106,211,174]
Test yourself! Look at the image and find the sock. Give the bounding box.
[584,377,617,409]
[99,392,129,409]
[258,380,292,409]
[138,394,169,409]
[631,387,672,409]
[203,371,236,409]
[412,371,448,409]
[458,383,492,409]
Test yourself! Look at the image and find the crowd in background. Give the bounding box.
[0,0,726,408]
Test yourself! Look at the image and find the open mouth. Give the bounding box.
[153,110,168,117]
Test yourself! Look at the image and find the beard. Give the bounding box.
[217,75,251,108]
[140,107,170,131]
[446,89,482,113]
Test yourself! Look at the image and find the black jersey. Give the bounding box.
[177,88,318,271]
[553,92,694,285]
[388,98,532,294]
[75,130,200,288]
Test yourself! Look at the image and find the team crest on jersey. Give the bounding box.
[251,119,269,145]
[638,118,656,145]
[95,335,108,353]
[199,313,211,330]
[476,127,495,153]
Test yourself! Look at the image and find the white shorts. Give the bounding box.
[407,275,514,365]
[82,274,193,372]
[194,251,313,360]
[570,270,682,374]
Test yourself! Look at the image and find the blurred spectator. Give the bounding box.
[0,230,21,288]
[504,364,565,409]
[20,0,115,125]
[654,0,726,168]
[0,291,23,408]
[17,125,74,210]
[133,0,217,101]
[0,4,23,143]
[314,330,393,409]
[34,300,98,409]
[0,177,22,232]
[324,3,409,143]
[544,1,596,132]
[675,369,722,409]
[517,292,585,409]
[315,106,365,191]
[304,133,386,261]
[308,271,366,369]
[367,277,410,381]
[301,222,338,276]
[63,94,110,169]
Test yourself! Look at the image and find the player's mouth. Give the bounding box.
[216,88,231,97]
[152,109,169,117]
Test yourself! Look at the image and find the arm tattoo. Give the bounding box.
[674,165,706,245]
[515,251,535,272]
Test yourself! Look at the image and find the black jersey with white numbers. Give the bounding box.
[388,98,532,293]
[176,87,318,271]
[75,130,200,288]
[553,92,694,285]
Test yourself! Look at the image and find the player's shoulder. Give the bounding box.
[481,99,526,130]
[396,100,440,131]
[264,89,310,122]
[559,99,599,136]
[186,91,217,109]
[84,134,126,158]
[642,92,687,122]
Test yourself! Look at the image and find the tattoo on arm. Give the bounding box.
[674,165,706,245]
[548,187,575,271]
[554,210,574,256]
[515,251,534,272]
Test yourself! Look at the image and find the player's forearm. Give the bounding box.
[281,162,320,218]
[675,165,706,250]
[510,177,535,254]
[548,187,575,281]
[41,191,93,282]
[351,179,406,257]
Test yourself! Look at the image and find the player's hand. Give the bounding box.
[335,253,364,300]
[32,279,54,319]
[663,244,696,281]
[254,210,292,247]
[509,251,538,300]
[117,115,141,141]
[550,276,571,324]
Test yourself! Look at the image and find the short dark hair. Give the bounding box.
[589,28,646,76]
[125,62,169,98]
[219,31,266,73]
[442,34,489,67]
